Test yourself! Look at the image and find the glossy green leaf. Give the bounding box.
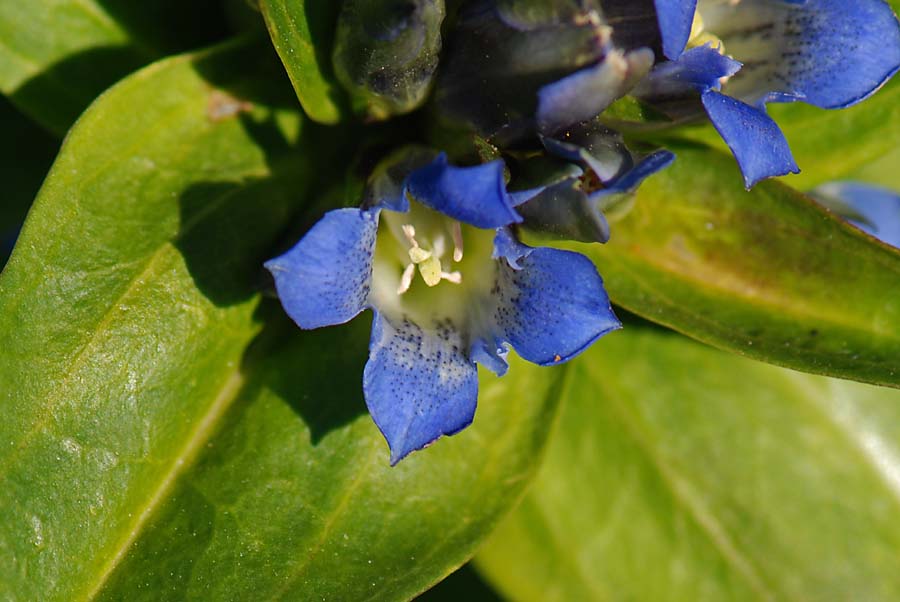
[477,327,900,601]
[259,0,348,124]
[0,40,315,600]
[575,143,900,388]
[89,318,563,601]
[0,0,229,135]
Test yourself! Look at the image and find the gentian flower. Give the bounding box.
[812,181,900,249]
[644,0,900,187]
[265,148,621,463]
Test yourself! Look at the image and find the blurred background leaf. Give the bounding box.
[477,326,900,601]
[0,0,232,135]
[576,143,900,388]
[258,0,349,124]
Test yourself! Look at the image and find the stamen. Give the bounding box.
[418,255,443,286]
[401,224,418,246]
[397,263,415,295]
[433,234,446,259]
[451,221,464,262]
[408,246,432,264]
[441,271,462,284]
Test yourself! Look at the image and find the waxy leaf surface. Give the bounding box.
[582,144,900,387]
[0,40,312,600]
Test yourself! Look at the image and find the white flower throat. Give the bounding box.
[371,201,497,327]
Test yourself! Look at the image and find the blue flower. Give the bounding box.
[265,149,621,463]
[812,181,900,249]
[646,0,900,187]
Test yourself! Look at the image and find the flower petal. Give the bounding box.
[404,153,523,228]
[491,231,621,365]
[536,48,654,135]
[813,182,900,249]
[593,150,675,196]
[654,0,698,59]
[635,44,742,98]
[265,208,377,329]
[701,89,799,188]
[364,312,479,464]
[704,0,900,109]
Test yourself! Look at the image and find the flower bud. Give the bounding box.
[333,0,446,120]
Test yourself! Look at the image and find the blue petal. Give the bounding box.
[814,182,900,249]
[701,90,799,188]
[635,44,742,97]
[363,312,479,464]
[404,153,523,228]
[785,0,900,108]
[708,0,900,109]
[536,48,654,135]
[470,337,510,377]
[654,0,698,59]
[595,150,675,196]
[491,231,621,365]
[265,208,377,329]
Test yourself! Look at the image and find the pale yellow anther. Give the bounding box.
[418,255,443,287]
[408,246,432,264]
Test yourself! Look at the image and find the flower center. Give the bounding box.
[371,200,497,327]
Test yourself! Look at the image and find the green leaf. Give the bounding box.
[0,0,230,135]
[259,0,348,124]
[577,143,900,388]
[90,319,563,601]
[476,327,900,601]
[0,39,315,600]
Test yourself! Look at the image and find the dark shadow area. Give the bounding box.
[236,306,372,444]
[10,45,149,135]
[9,1,236,135]
[416,563,504,601]
[0,97,59,269]
[303,0,349,111]
[95,0,231,56]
